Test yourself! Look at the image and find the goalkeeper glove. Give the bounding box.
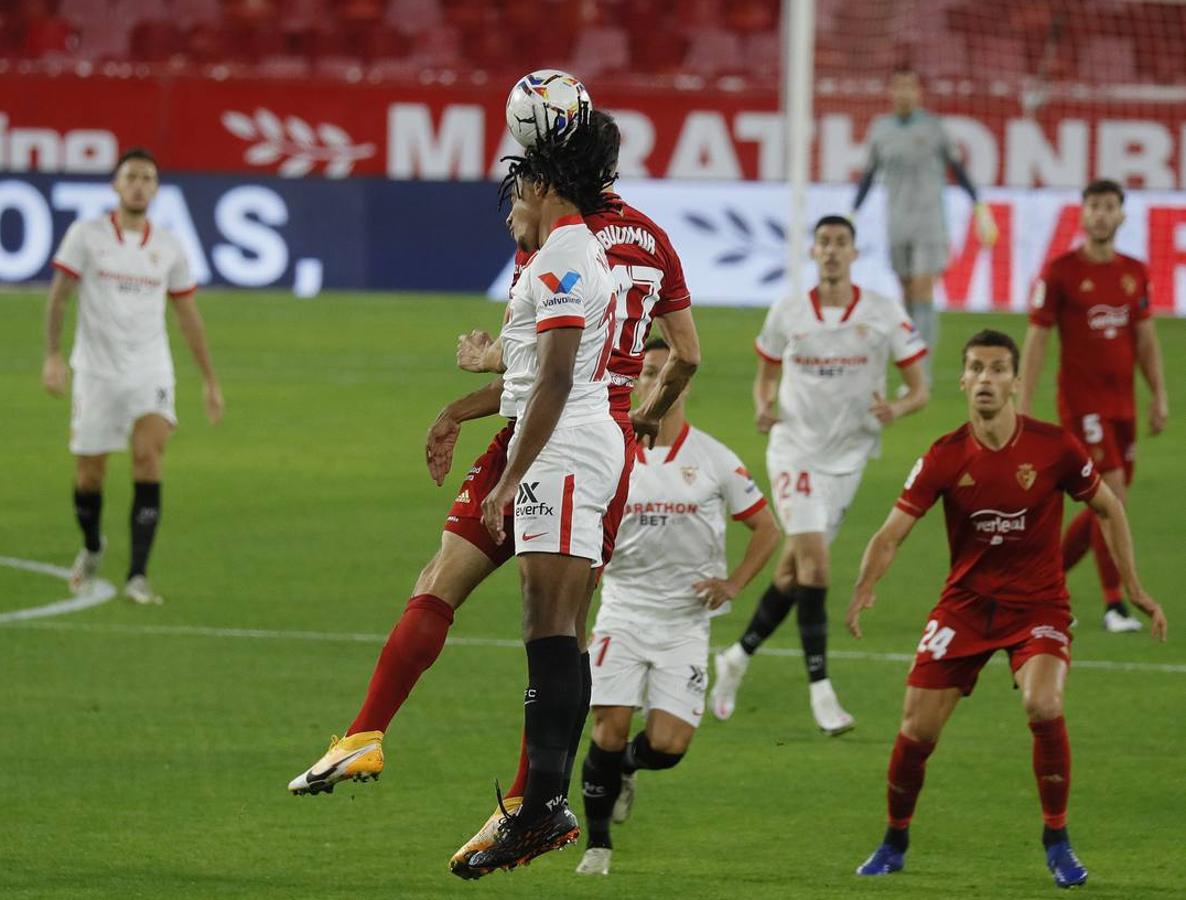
[974,202,998,247]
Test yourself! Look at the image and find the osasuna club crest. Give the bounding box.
[681,466,698,485]
[1016,463,1036,491]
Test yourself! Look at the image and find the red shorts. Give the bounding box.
[1059,406,1135,482]
[906,592,1073,696]
[443,422,517,566]
[443,413,635,569]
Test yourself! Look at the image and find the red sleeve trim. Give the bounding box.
[1028,311,1056,327]
[732,497,767,522]
[654,295,692,316]
[895,348,928,369]
[52,260,81,279]
[1071,475,1102,502]
[168,285,197,299]
[754,339,782,365]
[895,498,925,516]
[537,315,585,333]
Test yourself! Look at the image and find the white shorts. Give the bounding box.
[510,418,624,565]
[766,451,864,544]
[70,370,176,456]
[589,623,709,727]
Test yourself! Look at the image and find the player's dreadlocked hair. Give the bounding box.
[498,108,620,216]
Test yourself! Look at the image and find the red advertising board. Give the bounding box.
[2,73,1186,187]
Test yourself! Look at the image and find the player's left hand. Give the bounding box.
[869,391,895,426]
[457,330,495,373]
[845,588,877,639]
[974,202,998,247]
[425,412,460,486]
[693,577,737,610]
[630,409,661,448]
[1149,395,1169,436]
[203,380,224,425]
[481,477,515,544]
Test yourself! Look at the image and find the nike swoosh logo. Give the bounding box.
[308,746,371,783]
[522,532,548,541]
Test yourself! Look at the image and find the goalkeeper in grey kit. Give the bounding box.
[852,66,997,383]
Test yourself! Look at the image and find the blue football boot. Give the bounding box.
[856,842,905,876]
[1046,841,1088,888]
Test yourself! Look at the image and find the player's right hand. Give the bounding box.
[1132,590,1168,641]
[755,402,778,434]
[456,330,494,373]
[425,412,461,486]
[481,476,515,544]
[845,589,877,639]
[42,354,67,396]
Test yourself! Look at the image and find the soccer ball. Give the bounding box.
[505,70,591,148]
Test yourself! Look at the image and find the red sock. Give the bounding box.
[1089,521,1124,606]
[1029,716,1071,829]
[886,732,936,829]
[1061,509,1094,572]
[506,731,530,799]
[348,594,454,735]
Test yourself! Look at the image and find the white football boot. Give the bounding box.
[124,574,164,605]
[1103,608,1143,633]
[69,540,105,594]
[575,847,612,876]
[710,644,751,721]
[809,678,856,736]
[612,772,636,824]
[288,731,384,795]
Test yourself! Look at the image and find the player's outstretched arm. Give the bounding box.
[425,377,504,487]
[632,308,701,447]
[847,507,918,638]
[1017,324,1051,416]
[42,270,76,396]
[170,293,223,424]
[1087,482,1168,640]
[1135,319,1169,435]
[694,505,780,609]
[480,328,581,543]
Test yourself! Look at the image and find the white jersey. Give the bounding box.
[597,424,767,632]
[52,213,194,379]
[755,285,926,474]
[499,215,616,428]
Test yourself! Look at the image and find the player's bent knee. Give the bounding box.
[1023,691,1064,722]
[646,731,692,757]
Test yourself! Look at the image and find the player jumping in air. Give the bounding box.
[287,111,702,875]
[852,65,997,384]
[43,147,224,605]
[574,338,779,877]
[711,216,928,735]
[847,329,1166,889]
[1019,179,1169,633]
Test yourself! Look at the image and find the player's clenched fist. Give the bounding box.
[42,353,68,396]
[482,477,515,544]
[457,330,496,373]
[755,401,779,434]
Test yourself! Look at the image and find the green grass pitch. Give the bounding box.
[1,290,1183,899]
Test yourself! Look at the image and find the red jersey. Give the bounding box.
[896,415,1101,607]
[1029,250,1151,419]
[512,194,692,413]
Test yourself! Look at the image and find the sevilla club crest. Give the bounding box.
[1016,463,1036,491]
[681,466,698,485]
